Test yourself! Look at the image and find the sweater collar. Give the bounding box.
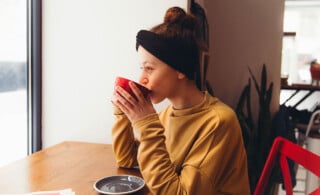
[170,91,215,117]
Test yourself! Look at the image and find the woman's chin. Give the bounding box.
[150,95,165,104]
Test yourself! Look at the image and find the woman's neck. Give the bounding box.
[170,85,205,110]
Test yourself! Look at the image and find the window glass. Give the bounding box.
[282,0,320,84]
[0,0,27,167]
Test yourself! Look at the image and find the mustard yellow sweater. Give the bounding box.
[112,92,250,195]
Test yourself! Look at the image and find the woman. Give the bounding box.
[112,7,250,195]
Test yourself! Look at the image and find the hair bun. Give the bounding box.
[164,7,186,24]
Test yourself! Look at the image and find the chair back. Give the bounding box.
[254,136,320,195]
[305,110,320,140]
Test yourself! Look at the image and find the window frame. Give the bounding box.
[27,0,42,154]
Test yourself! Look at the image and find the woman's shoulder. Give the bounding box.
[206,94,238,122]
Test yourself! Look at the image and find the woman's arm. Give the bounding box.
[111,104,139,168]
[133,110,250,195]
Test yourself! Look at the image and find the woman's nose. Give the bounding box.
[139,76,148,86]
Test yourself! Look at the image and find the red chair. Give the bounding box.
[254,136,320,195]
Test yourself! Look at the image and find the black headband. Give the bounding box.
[136,30,198,80]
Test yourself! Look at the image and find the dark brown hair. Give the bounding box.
[151,7,201,50]
[149,7,203,84]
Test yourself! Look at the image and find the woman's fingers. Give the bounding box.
[115,86,137,105]
[113,83,154,123]
[129,82,146,101]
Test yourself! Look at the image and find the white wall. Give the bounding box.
[42,0,188,148]
[42,0,285,148]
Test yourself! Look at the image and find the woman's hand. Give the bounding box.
[112,81,156,123]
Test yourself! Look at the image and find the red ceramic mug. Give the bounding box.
[115,77,150,99]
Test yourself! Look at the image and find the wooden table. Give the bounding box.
[0,141,151,195]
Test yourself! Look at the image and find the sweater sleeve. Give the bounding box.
[133,114,213,195]
[133,111,250,195]
[111,104,139,168]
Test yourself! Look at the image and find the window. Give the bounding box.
[0,0,42,167]
[282,0,320,84]
[0,0,27,166]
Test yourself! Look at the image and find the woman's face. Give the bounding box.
[137,46,182,104]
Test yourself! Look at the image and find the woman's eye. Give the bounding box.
[146,67,153,71]
[140,66,153,72]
